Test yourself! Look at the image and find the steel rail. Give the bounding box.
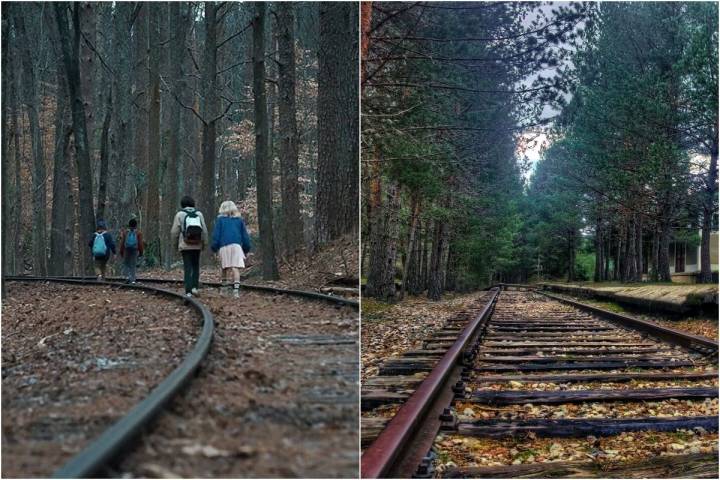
[361,288,499,478]
[3,276,215,478]
[540,290,718,353]
[45,275,359,308]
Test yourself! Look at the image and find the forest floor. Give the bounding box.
[2,238,360,477]
[137,235,358,294]
[361,291,487,381]
[115,285,358,478]
[1,282,198,477]
[552,292,718,341]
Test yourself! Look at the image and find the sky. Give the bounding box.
[516,1,580,181]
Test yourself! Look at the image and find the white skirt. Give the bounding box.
[219,244,245,269]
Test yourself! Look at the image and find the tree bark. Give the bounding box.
[96,93,112,221]
[400,194,421,299]
[365,182,401,301]
[253,2,279,280]
[700,129,718,283]
[14,8,48,276]
[567,229,576,282]
[200,2,220,247]
[657,220,672,282]
[162,1,185,268]
[315,2,359,246]
[594,216,604,282]
[360,1,373,86]
[277,3,303,255]
[109,2,133,231]
[1,12,9,283]
[132,3,149,219]
[49,72,73,277]
[407,218,425,294]
[145,1,161,261]
[635,213,643,280]
[428,205,449,301]
[55,2,96,275]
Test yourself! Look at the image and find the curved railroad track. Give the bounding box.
[46,275,359,308]
[361,285,718,478]
[3,275,357,478]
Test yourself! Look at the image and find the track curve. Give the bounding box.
[44,275,359,308]
[4,274,358,477]
[3,276,214,478]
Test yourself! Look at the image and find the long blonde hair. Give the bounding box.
[218,200,239,217]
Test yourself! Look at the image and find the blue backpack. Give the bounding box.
[125,230,138,250]
[92,233,108,258]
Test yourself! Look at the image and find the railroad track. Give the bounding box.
[45,275,359,308]
[361,285,718,478]
[4,275,357,478]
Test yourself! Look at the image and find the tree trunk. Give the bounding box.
[567,230,575,282]
[658,220,672,282]
[420,223,430,291]
[365,182,401,301]
[253,2,279,280]
[55,2,96,275]
[11,68,23,275]
[1,12,9,283]
[200,2,220,249]
[626,217,637,282]
[360,1,373,86]
[635,213,643,281]
[603,235,611,281]
[428,215,449,301]
[650,225,660,282]
[96,93,112,221]
[407,218,425,295]
[400,194,420,299]
[615,228,623,281]
[163,1,185,268]
[49,72,72,276]
[108,2,133,231]
[277,3,303,255]
[14,9,48,276]
[594,218,604,282]
[79,2,96,155]
[146,1,161,261]
[700,130,718,283]
[315,2,359,246]
[132,3,148,220]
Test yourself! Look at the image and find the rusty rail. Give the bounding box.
[361,288,499,478]
[540,291,718,354]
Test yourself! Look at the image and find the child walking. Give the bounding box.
[89,219,116,281]
[211,201,252,296]
[171,196,208,297]
[119,218,144,284]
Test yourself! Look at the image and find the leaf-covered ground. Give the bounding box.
[361,291,488,380]
[115,285,359,478]
[434,429,718,471]
[453,398,718,421]
[553,293,718,341]
[1,282,198,477]
[139,235,359,295]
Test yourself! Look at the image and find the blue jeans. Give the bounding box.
[123,249,138,282]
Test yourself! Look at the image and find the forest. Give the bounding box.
[361,1,718,302]
[1,1,358,280]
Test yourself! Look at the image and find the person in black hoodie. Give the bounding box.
[89,219,116,281]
